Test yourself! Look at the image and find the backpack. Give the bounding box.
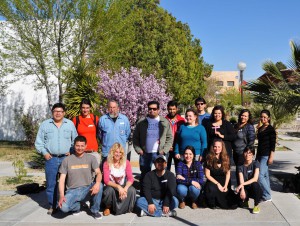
[75,114,97,130]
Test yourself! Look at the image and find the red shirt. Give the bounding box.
[165,114,185,150]
[72,114,99,152]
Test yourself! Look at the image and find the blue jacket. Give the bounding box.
[98,113,131,157]
[35,118,78,156]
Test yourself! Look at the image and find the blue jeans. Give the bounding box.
[139,152,158,185]
[256,155,271,200]
[136,196,179,217]
[45,156,65,208]
[60,183,103,214]
[176,184,201,202]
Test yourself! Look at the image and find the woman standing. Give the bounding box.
[256,109,276,202]
[72,98,100,163]
[175,109,207,162]
[232,109,255,182]
[102,143,136,216]
[204,139,237,209]
[176,146,204,209]
[205,105,236,161]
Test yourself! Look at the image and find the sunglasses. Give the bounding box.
[148,108,158,111]
[196,103,205,106]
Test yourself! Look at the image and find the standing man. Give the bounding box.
[165,100,185,171]
[98,100,131,163]
[35,103,77,215]
[195,97,210,126]
[58,136,103,219]
[136,155,178,217]
[133,101,173,192]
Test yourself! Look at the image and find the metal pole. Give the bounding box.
[240,70,244,106]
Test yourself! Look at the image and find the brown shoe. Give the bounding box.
[103,207,111,216]
[191,202,198,209]
[179,201,185,209]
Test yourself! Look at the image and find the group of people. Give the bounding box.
[34,97,276,219]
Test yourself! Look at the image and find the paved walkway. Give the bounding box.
[0,135,299,225]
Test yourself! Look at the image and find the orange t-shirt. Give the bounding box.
[72,114,99,152]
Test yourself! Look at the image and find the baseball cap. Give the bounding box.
[154,155,167,162]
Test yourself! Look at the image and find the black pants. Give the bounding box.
[240,182,262,206]
[167,151,179,171]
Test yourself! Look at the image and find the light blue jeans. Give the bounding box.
[256,155,271,200]
[136,196,179,217]
[60,183,103,214]
[176,184,201,202]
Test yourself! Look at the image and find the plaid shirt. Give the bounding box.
[176,161,204,185]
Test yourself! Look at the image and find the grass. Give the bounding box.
[0,195,29,212]
[0,141,45,212]
[0,141,36,162]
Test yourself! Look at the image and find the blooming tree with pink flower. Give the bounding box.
[97,67,172,129]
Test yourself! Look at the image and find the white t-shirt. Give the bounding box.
[146,116,160,153]
[109,164,126,186]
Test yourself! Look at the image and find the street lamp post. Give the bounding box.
[237,62,246,106]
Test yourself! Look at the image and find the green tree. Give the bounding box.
[108,0,212,105]
[0,0,132,111]
[245,40,300,129]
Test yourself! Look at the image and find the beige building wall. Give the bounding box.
[209,71,240,93]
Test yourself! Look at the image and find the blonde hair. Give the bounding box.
[107,143,126,167]
[206,139,230,173]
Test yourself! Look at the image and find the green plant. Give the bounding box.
[12,160,27,183]
[14,107,40,147]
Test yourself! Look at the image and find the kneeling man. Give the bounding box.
[58,136,103,219]
[136,155,178,217]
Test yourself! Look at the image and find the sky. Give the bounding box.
[160,0,300,80]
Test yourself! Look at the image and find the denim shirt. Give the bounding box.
[98,113,131,157]
[35,118,78,156]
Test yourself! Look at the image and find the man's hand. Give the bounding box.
[65,152,70,156]
[90,182,100,195]
[162,206,170,214]
[58,196,66,208]
[44,153,52,160]
[159,150,165,155]
[139,150,144,156]
[148,204,156,214]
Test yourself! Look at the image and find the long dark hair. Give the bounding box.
[235,109,253,130]
[183,146,198,178]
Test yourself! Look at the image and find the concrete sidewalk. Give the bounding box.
[0,137,300,226]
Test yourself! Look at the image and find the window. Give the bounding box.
[217,81,223,86]
[227,81,234,87]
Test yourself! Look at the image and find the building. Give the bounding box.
[209,71,240,93]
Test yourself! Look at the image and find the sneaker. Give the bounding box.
[92,212,102,219]
[72,209,81,216]
[253,205,260,214]
[47,207,56,215]
[179,201,186,209]
[260,198,272,203]
[191,202,198,209]
[169,210,177,217]
[138,209,146,217]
